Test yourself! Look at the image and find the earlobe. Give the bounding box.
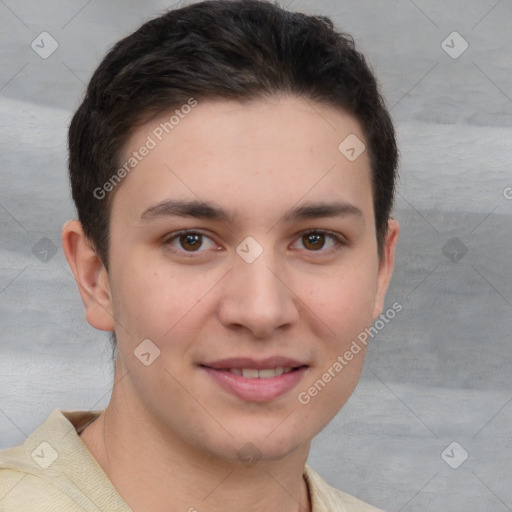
[61,219,115,332]
[372,218,400,320]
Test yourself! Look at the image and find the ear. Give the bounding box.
[372,218,400,320]
[61,219,115,331]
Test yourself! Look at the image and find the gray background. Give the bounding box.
[1,0,511,511]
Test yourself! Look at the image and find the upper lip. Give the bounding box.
[201,356,308,370]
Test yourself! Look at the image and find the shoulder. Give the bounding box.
[0,445,87,512]
[0,409,129,512]
[304,464,385,512]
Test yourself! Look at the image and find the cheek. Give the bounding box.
[296,273,375,427]
[110,254,218,346]
[302,265,378,337]
[109,256,174,342]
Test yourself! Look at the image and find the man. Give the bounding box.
[0,1,399,510]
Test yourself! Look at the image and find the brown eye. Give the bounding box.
[165,231,217,253]
[291,230,345,253]
[179,233,202,251]
[302,232,326,250]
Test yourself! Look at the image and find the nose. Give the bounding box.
[217,250,300,338]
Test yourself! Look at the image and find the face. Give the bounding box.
[80,95,398,462]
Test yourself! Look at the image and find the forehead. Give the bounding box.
[111,95,374,227]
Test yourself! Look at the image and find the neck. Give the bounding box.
[79,381,311,512]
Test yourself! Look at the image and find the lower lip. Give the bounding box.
[201,366,308,402]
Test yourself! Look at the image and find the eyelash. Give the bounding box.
[162,228,347,256]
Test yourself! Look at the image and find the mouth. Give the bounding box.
[199,357,309,402]
[205,366,301,378]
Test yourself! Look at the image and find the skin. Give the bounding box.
[62,94,399,512]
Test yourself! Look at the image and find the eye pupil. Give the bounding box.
[304,233,325,250]
[181,234,201,251]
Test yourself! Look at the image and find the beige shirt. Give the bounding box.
[0,409,384,512]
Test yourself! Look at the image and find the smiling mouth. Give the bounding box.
[200,363,309,401]
[206,367,305,378]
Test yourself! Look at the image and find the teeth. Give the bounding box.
[258,368,276,379]
[228,367,294,378]
[242,368,259,378]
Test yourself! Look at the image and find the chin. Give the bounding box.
[207,423,309,465]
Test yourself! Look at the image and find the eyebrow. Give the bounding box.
[140,199,364,224]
